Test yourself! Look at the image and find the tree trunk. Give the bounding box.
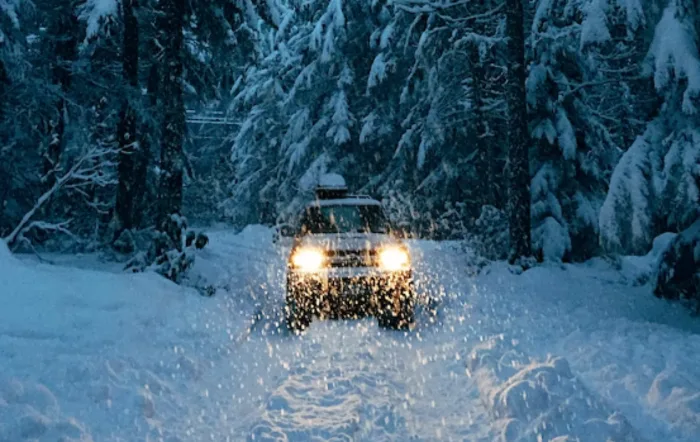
[156,0,185,227]
[114,0,146,234]
[138,59,159,220]
[132,6,162,229]
[43,10,78,189]
[505,0,532,263]
[468,44,496,208]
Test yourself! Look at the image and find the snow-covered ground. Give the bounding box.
[2,227,699,441]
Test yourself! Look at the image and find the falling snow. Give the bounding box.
[2,228,699,441]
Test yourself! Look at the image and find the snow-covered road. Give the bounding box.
[2,227,700,441]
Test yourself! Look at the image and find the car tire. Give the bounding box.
[285,276,312,333]
[377,290,415,330]
[285,294,311,333]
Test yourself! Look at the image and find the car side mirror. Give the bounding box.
[273,224,295,245]
[280,224,295,237]
[392,225,411,239]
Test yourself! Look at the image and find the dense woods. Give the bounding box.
[1,1,698,273]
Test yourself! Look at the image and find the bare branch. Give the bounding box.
[4,145,116,246]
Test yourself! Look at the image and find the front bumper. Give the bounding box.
[286,268,413,318]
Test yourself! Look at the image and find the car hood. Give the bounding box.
[295,233,402,252]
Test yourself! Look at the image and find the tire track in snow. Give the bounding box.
[175,234,495,440]
[240,241,489,441]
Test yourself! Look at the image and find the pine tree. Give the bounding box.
[230,1,510,235]
[1,0,122,245]
[600,0,700,254]
[505,0,532,262]
[528,0,648,261]
[230,0,377,225]
[370,2,508,233]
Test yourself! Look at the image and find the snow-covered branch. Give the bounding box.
[4,144,116,246]
[395,0,503,17]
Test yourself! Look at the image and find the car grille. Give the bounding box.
[327,249,377,268]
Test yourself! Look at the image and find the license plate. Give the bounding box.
[330,279,367,297]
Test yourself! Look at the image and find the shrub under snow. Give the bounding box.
[653,218,700,306]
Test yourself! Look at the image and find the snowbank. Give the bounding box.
[618,232,678,285]
[0,228,279,441]
[466,260,700,442]
[468,336,639,441]
[0,239,15,264]
[0,243,201,440]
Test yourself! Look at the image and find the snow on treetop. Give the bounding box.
[317,173,347,189]
[79,0,118,40]
[649,2,700,113]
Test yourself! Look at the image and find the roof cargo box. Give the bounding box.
[315,173,348,199]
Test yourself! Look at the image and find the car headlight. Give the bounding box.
[291,248,326,271]
[378,246,410,271]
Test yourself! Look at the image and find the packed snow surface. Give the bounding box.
[2,228,700,441]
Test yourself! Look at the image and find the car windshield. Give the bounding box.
[299,204,389,234]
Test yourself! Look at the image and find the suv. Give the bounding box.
[282,175,415,333]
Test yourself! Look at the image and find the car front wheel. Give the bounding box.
[285,292,311,333]
[377,286,415,330]
[285,276,313,333]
